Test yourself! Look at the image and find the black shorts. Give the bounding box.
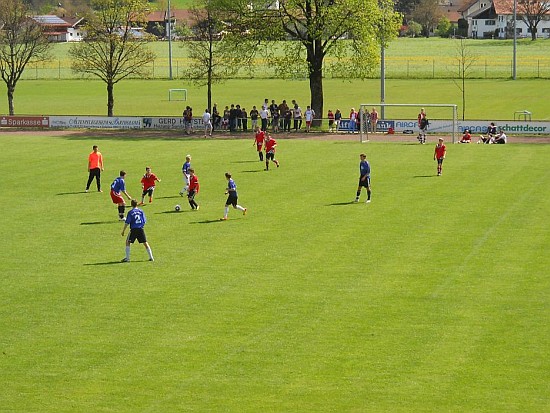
[225,194,238,207]
[266,152,275,161]
[437,157,444,165]
[128,228,147,244]
[187,190,197,200]
[359,176,371,188]
[142,187,155,197]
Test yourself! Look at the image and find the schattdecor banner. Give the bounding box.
[49,116,142,129]
[374,120,550,135]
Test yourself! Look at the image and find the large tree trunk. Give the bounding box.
[7,84,15,115]
[309,43,324,128]
[107,81,114,117]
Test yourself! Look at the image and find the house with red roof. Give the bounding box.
[460,0,550,38]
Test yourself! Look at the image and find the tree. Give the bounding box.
[411,0,443,37]
[0,0,51,115]
[183,2,257,112]
[452,38,477,120]
[518,0,550,40]
[436,16,451,37]
[218,0,401,127]
[69,0,155,116]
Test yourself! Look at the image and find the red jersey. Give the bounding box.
[255,131,265,149]
[265,137,277,153]
[141,173,159,190]
[188,175,199,193]
[434,144,446,159]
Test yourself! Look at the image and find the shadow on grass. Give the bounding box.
[232,160,259,164]
[84,261,125,266]
[57,191,88,195]
[81,221,120,225]
[241,169,265,173]
[191,218,229,224]
[413,175,437,178]
[156,195,183,200]
[327,201,357,206]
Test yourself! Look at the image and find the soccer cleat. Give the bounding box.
[121,258,129,262]
[149,199,153,203]
[179,191,184,196]
[243,208,247,216]
[354,198,359,203]
[220,217,228,221]
[366,199,371,203]
[138,202,145,206]
[119,217,125,221]
[85,189,89,193]
[149,258,154,262]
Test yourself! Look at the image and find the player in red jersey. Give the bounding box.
[434,138,447,176]
[140,166,161,205]
[187,168,200,210]
[264,135,280,171]
[253,126,265,161]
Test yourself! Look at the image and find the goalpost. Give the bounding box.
[359,103,458,144]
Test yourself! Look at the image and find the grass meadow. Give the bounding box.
[8,77,550,121]
[1,132,549,412]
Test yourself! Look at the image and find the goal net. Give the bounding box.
[358,103,458,143]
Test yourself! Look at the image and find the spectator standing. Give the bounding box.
[183,106,193,135]
[334,109,342,131]
[348,108,357,133]
[85,145,104,192]
[260,106,269,132]
[121,199,154,262]
[212,103,221,130]
[283,106,292,132]
[236,104,243,131]
[369,108,379,133]
[304,105,315,132]
[278,100,289,130]
[241,107,248,132]
[229,104,237,132]
[327,110,335,132]
[250,106,259,131]
[293,103,302,131]
[202,108,212,137]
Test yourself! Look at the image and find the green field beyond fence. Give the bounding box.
[24,38,550,80]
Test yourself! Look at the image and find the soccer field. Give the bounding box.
[1,132,549,412]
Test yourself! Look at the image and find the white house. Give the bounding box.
[461,0,550,38]
[32,15,85,42]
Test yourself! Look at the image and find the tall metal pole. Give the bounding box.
[168,0,173,80]
[381,44,385,119]
[512,0,517,80]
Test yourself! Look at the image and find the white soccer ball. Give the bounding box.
[175,204,181,212]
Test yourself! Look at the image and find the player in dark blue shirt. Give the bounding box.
[110,171,132,220]
[354,153,371,203]
[121,199,154,262]
[221,172,247,220]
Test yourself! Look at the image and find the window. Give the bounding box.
[485,20,496,25]
[542,28,550,33]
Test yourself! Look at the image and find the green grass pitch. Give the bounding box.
[1,133,549,412]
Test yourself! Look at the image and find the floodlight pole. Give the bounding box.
[168,0,173,80]
[512,0,517,80]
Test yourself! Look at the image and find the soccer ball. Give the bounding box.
[175,204,181,212]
